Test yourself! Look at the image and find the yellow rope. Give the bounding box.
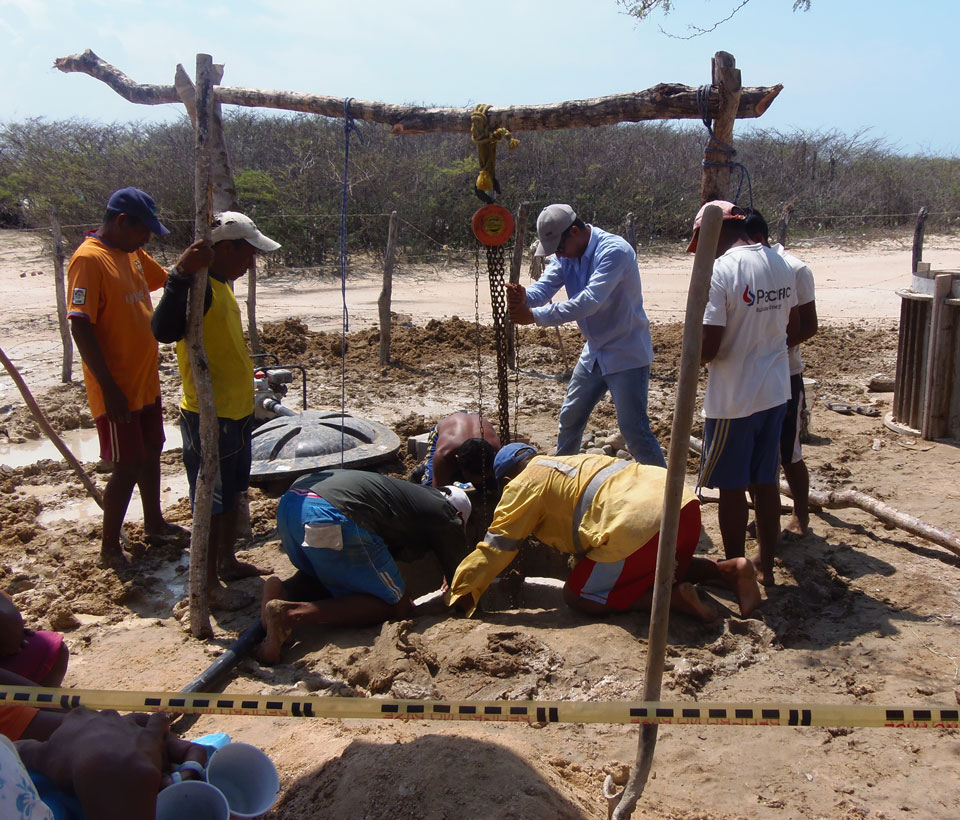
[471,104,519,197]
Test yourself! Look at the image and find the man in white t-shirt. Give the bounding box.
[745,211,818,537]
[688,201,801,586]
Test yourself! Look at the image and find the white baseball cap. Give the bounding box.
[441,485,472,527]
[211,211,281,252]
[534,204,577,257]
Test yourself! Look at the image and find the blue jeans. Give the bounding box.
[556,361,665,467]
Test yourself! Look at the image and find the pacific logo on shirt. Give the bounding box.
[743,283,791,313]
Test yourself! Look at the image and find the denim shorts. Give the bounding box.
[180,410,252,515]
[276,491,405,603]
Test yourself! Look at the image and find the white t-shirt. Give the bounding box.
[770,242,815,375]
[703,243,798,419]
[0,735,55,820]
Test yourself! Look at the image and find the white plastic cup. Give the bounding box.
[206,741,280,819]
[156,780,230,820]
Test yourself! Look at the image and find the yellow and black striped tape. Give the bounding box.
[2,686,956,730]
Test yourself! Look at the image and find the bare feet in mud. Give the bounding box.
[717,557,762,616]
[751,556,776,588]
[97,548,131,570]
[144,521,190,547]
[257,576,293,665]
[674,582,719,621]
[781,515,811,540]
[219,557,271,582]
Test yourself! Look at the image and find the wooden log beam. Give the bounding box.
[54,50,782,132]
[912,206,929,274]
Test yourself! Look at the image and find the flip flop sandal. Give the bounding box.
[852,405,881,417]
[822,400,853,414]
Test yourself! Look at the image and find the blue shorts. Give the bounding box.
[699,404,787,489]
[276,491,405,603]
[180,410,252,515]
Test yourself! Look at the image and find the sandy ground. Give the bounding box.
[1,227,960,819]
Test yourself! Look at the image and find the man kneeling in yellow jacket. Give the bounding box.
[444,444,760,620]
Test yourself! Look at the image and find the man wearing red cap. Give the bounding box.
[68,187,211,567]
[688,201,801,586]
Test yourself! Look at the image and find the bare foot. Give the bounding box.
[716,557,762,617]
[258,590,294,665]
[672,582,719,621]
[208,585,254,612]
[745,520,757,539]
[219,558,271,581]
[98,548,130,569]
[781,515,811,540]
[145,522,190,546]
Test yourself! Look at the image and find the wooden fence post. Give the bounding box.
[699,52,742,205]
[624,211,637,250]
[50,208,73,383]
[247,256,262,356]
[912,207,929,274]
[379,211,399,366]
[185,54,219,639]
[776,202,794,247]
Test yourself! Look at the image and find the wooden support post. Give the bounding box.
[699,52,742,205]
[912,207,929,274]
[247,257,262,356]
[776,202,794,248]
[185,54,219,640]
[506,201,531,367]
[920,273,954,439]
[50,209,72,383]
[379,211,399,366]
[624,212,637,250]
[608,205,723,820]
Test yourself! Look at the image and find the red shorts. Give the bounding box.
[566,501,701,610]
[95,396,165,464]
[0,629,65,682]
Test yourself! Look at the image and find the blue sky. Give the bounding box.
[1,0,956,156]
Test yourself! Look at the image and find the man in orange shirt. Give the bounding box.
[67,187,211,567]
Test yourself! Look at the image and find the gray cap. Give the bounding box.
[534,204,577,256]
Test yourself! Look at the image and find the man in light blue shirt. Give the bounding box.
[507,204,665,466]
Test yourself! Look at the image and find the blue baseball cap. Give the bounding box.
[106,187,170,236]
[493,442,537,480]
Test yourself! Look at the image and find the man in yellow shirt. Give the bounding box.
[152,212,280,609]
[67,187,212,567]
[445,444,760,620]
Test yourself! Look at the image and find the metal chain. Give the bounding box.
[486,244,511,444]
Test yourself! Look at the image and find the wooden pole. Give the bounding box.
[0,346,102,507]
[378,211,399,366]
[776,202,794,248]
[50,209,73,383]
[699,52,742,205]
[624,212,637,250]
[185,54,219,640]
[912,207,929,274]
[506,201,532,367]
[609,205,723,820]
[55,50,782,133]
[920,273,953,439]
[247,257,262,356]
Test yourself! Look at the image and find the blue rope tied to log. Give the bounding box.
[339,98,364,465]
[697,84,754,213]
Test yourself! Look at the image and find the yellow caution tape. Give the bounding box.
[2,686,957,730]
